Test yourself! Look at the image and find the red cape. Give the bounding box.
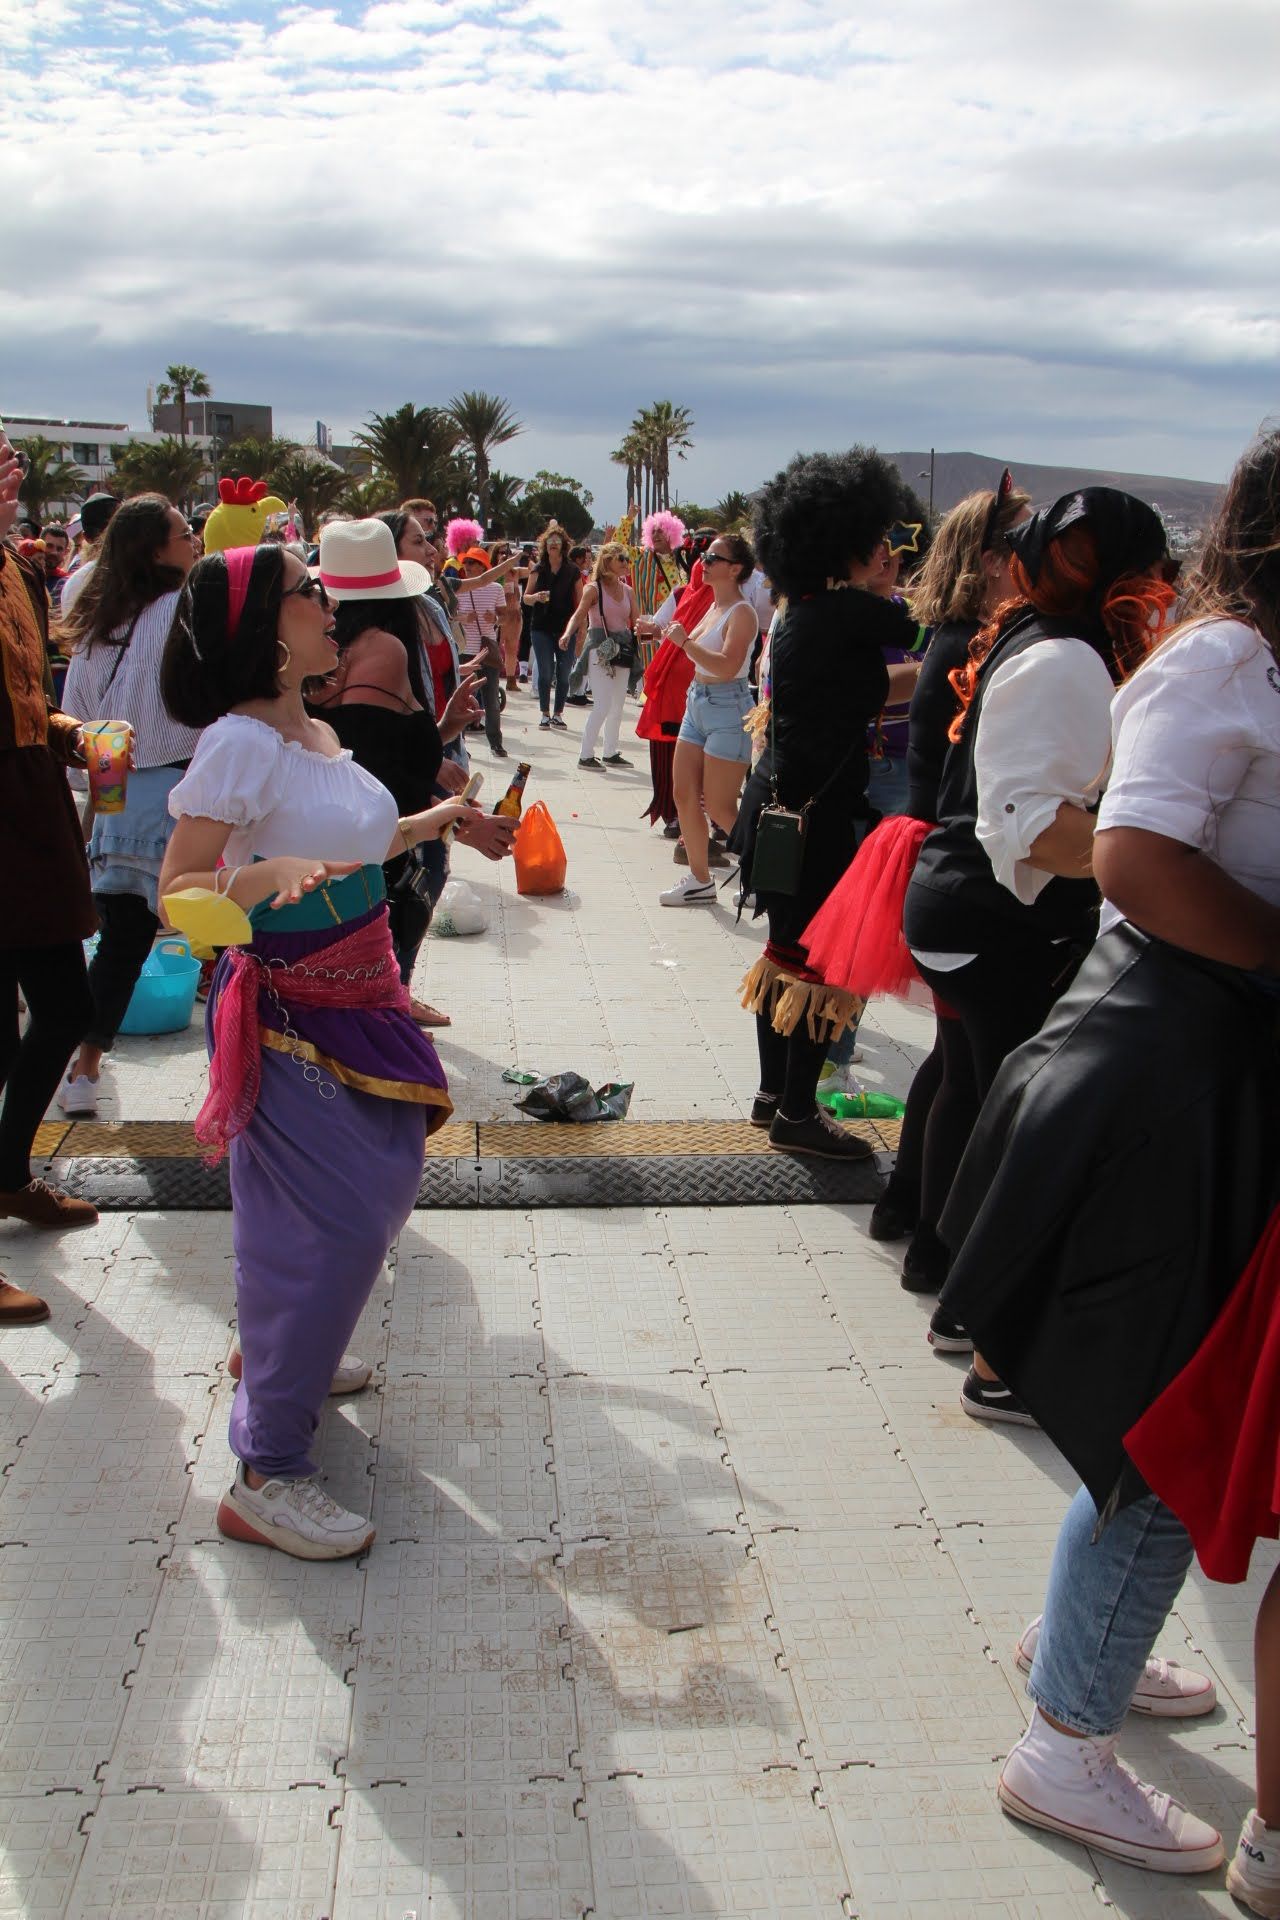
[636,562,711,742]
[1126,1204,1280,1583]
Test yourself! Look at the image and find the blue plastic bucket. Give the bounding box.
[117,938,202,1036]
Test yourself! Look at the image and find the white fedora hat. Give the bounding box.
[317,518,430,601]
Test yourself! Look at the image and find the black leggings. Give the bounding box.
[755,1015,833,1120]
[86,891,161,1052]
[0,942,94,1189]
[913,941,1083,1231]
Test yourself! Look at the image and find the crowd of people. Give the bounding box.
[2,416,1279,1913]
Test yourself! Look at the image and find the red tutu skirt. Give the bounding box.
[802,814,933,1006]
[1126,1205,1280,1584]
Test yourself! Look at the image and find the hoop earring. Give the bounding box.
[277,639,293,678]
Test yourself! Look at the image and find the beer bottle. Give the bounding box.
[493,762,532,819]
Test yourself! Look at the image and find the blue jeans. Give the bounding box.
[867,751,911,820]
[531,629,571,716]
[1027,1487,1194,1737]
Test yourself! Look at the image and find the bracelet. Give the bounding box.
[398,819,416,855]
[215,864,245,898]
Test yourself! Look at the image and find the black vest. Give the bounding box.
[905,610,1108,954]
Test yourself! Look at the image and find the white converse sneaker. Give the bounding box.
[56,1073,99,1118]
[217,1463,374,1560]
[660,873,716,907]
[227,1346,373,1396]
[1228,1809,1280,1917]
[998,1711,1224,1873]
[1015,1616,1217,1718]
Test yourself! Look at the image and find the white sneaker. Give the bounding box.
[226,1346,372,1396]
[660,874,716,908]
[998,1711,1224,1873]
[217,1463,374,1560]
[1016,1616,1217,1718]
[1228,1810,1280,1917]
[56,1073,99,1117]
[818,1062,861,1097]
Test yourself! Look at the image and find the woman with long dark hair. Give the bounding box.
[524,522,579,728]
[803,476,1032,1243]
[738,448,922,1160]
[158,542,513,1559]
[310,519,483,1025]
[58,492,199,1116]
[936,433,1280,1898]
[902,489,1174,1412]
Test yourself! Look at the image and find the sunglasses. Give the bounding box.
[282,575,331,609]
[703,551,734,567]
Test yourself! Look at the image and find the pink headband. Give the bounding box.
[224,547,257,640]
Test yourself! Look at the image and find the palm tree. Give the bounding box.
[218,434,298,482]
[154,364,212,443]
[713,490,751,530]
[610,432,646,517]
[446,391,523,521]
[13,435,88,521]
[635,401,694,511]
[267,451,348,533]
[484,470,525,527]
[109,437,207,504]
[341,475,397,517]
[353,403,468,503]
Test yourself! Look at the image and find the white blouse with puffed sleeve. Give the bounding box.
[168,712,398,867]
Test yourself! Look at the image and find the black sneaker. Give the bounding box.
[901,1222,950,1294]
[539,714,552,729]
[869,1180,918,1244]
[768,1107,876,1162]
[960,1367,1038,1427]
[602,753,632,767]
[749,1093,779,1129]
[550,715,568,730]
[662,822,681,839]
[927,1305,973,1352]
[578,757,604,770]
[490,744,508,758]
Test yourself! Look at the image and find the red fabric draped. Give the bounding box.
[1126,1206,1280,1583]
[196,909,408,1163]
[636,562,711,742]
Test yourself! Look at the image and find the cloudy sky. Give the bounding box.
[6,0,1278,507]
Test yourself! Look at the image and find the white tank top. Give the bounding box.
[692,598,759,682]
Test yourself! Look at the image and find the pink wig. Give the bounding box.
[446,516,484,556]
[642,509,686,552]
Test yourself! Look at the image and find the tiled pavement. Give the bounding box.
[0,697,1271,1916]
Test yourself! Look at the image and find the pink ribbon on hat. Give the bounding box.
[319,565,403,590]
[224,547,258,639]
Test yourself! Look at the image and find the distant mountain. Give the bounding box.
[888,451,1223,529]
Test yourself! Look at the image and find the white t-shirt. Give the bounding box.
[912,632,1115,968]
[1098,618,1280,929]
[58,558,95,617]
[169,712,398,867]
[973,637,1115,904]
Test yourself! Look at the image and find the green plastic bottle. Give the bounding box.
[816,1087,906,1120]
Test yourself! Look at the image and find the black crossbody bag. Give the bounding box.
[751,694,854,897]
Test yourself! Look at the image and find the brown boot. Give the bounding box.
[0,1178,99,1230]
[0,1277,51,1324]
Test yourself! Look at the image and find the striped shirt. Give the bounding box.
[62,589,202,770]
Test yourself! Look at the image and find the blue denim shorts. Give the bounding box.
[677,680,754,765]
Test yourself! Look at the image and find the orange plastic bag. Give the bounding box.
[513,800,567,895]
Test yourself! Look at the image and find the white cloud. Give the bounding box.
[4,0,1279,499]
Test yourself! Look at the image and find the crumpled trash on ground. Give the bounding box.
[513,1072,634,1123]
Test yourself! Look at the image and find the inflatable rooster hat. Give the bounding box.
[201,475,287,554]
